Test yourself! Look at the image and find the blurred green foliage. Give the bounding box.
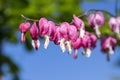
[0,0,120,80]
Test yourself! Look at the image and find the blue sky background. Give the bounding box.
[2,1,120,80]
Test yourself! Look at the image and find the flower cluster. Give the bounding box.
[19,11,119,59]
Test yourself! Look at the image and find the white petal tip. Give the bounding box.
[66,41,72,54]
[108,45,114,55]
[108,50,114,55]
[79,29,85,38]
[44,36,50,49]
[82,48,91,58]
[60,39,66,53]
[95,25,101,38]
[32,40,40,50]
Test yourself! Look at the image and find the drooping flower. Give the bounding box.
[39,18,49,37]
[44,21,56,49]
[39,18,56,49]
[67,25,78,54]
[87,12,105,37]
[101,36,117,54]
[72,38,82,59]
[59,22,70,53]
[73,14,85,38]
[82,32,97,57]
[109,17,120,39]
[30,22,40,50]
[19,22,30,43]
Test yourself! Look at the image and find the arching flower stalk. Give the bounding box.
[30,22,40,50]
[19,9,118,60]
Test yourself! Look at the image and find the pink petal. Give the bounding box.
[73,14,85,30]
[19,22,30,33]
[30,22,39,40]
[72,38,82,49]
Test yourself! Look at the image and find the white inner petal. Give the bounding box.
[37,40,40,49]
[32,40,35,49]
[95,24,101,38]
[79,28,85,38]
[44,35,49,49]
[108,45,114,55]
[21,33,24,38]
[115,25,120,39]
[115,25,119,34]
[66,41,72,54]
[32,40,40,50]
[83,48,91,58]
[60,38,66,53]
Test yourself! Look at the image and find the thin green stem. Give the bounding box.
[21,14,39,22]
[84,9,114,17]
[21,9,114,24]
[106,53,110,62]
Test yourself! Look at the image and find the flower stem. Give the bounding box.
[21,14,39,22]
[106,53,110,62]
[82,9,114,17]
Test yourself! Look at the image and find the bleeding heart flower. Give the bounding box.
[72,38,82,59]
[59,22,70,53]
[59,22,69,40]
[109,17,120,39]
[88,12,105,37]
[82,32,97,57]
[39,18,49,37]
[39,18,56,49]
[30,22,40,50]
[67,25,78,54]
[101,36,117,54]
[19,22,30,43]
[72,14,85,38]
[44,21,56,49]
[68,25,78,42]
